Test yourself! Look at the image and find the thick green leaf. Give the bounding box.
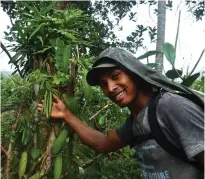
[65,97,78,114]
[22,126,32,145]
[44,1,56,14]
[82,70,91,100]
[56,38,65,48]
[62,45,71,73]
[29,23,46,40]
[49,39,56,47]
[55,48,64,71]
[45,81,52,91]
[146,63,158,68]
[163,43,176,65]
[165,69,182,79]
[181,73,200,87]
[31,148,40,160]
[136,50,162,60]
[37,36,44,46]
[98,116,105,126]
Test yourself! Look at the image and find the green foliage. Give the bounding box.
[31,148,41,160]
[136,50,162,60]
[186,1,205,21]
[4,2,204,178]
[52,129,69,155]
[191,78,204,92]
[1,67,137,179]
[22,125,33,146]
[0,73,42,110]
[79,150,140,179]
[81,69,92,100]
[181,73,201,87]
[18,151,28,178]
[137,43,204,87]
[163,43,176,66]
[162,44,203,86]
[2,1,97,76]
[54,155,63,179]
[165,69,182,79]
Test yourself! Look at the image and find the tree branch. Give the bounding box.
[0,41,12,61]
[80,153,103,169]
[0,41,23,77]
[0,144,8,156]
[89,104,109,120]
[188,48,205,77]
[5,107,22,179]
[174,10,181,60]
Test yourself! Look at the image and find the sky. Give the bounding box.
[0,1,205,75]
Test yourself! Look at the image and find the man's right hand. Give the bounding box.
[38,95,126,153]
[37,95,71,120]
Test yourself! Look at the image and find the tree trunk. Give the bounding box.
[155,0,166,73]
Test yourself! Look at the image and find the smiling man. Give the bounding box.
[38,47,204,178]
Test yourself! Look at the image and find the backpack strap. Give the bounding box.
[148,91,203,171]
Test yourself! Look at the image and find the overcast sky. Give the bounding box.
[0,1,205,75]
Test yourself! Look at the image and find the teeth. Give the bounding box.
[115,91,124,100]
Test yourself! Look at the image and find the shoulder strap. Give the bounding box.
[148,91,203,171]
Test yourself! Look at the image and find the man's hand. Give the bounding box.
[37,95,71,120]
[38,95,126,152]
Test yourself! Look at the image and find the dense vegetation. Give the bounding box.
[1,1,204,179]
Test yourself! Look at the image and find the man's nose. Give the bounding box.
[107,80,117,92]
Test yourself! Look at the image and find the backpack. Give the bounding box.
[131,90,204,171]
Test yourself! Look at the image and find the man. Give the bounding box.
[38,47,204,178]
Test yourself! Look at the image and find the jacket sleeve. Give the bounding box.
[157,92,204,160]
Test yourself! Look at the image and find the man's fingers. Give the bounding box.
[38,104,43,108]
[37,104,43,112]
[53,94,60,102]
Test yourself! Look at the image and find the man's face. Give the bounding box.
[98,68,137,107]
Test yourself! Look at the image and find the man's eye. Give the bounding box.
[111,72,120,80]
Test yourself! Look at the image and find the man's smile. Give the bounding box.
[110,89,125,102]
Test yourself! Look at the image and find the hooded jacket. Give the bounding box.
[88,47,204,109]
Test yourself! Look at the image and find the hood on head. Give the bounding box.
[86,47,204,105]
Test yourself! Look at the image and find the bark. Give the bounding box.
[33,83,39,147]
[174,10,181,55]
[155,0,166,73]
[5,107,22,179]
[5,144,11,179]
[40,128,55,172]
